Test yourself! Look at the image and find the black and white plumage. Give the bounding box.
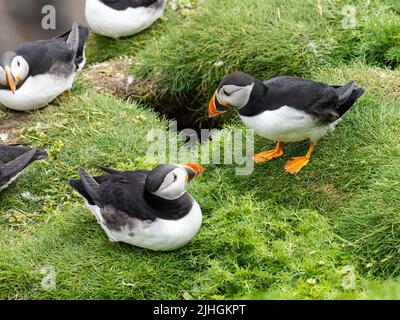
[0,23,89,111]
[85,0,167,39]
[209,72,365,174]
[0,144,47,192]
[69,163,204,251]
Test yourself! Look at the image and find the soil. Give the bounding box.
[83,57,219,132]
[0,111,32,144]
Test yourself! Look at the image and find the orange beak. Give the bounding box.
[182,163,205,181]
[208,93,229,118]
[5,66,16,94]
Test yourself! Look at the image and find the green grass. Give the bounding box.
[0,85,353,299]
[130,0,400,114]
[1,0,400,300]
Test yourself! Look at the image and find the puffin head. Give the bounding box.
[0,52,30,94]
[208,71,255,118]
[145,163,204,200]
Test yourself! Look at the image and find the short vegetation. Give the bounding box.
[0,0,399,299]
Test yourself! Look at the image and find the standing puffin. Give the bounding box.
[208,72,365,174]
[0,144,47,192]
[85,0,167,39]
[69,163,204,251]
[0,23,89,111]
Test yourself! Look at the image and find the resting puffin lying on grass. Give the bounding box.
[209,72,365,174]
[85,0,167,39]
[0,145,47,192]
[0,23,89,111]
[69,163,204,251]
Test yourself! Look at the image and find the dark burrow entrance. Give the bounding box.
[84,58,223,134]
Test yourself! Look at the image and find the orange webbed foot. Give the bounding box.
[284,142,316,174]
[253,141,284,163]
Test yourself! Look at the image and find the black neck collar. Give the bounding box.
[237,78,269,117]
[144,190,194,220]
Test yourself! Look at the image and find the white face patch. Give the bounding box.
[11,56,29,82]
[218,83,254,109]
[151,167,188,200]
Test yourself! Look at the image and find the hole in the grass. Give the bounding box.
[144,94,222,134]
[84,59,223,133]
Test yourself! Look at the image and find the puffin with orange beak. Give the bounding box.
[69,163,205,251]
[0,23,88,111]
[209,72,365,174]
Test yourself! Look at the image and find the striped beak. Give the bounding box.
[5,66,16,94]
[181,163,205,182]
[208,92,230,118]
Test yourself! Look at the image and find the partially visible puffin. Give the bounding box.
[0,23,89,111]
[69,163,204,251]
[208,72,365,174]
[0,144,47,192]
[85,0,167,39]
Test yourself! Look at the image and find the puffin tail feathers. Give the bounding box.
[98,166,123,175]
[78,168,102,204]
[0,148,36,179]
[66,22,80,54]
[335,81,365,116]
[35,148,48,161]
[68,178,94,206]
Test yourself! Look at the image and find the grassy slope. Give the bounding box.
[1,0,400,299]
[132,0,400,107]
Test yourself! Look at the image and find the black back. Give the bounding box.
[239,76,365,124]
[69,169,194,221]
[100,0,163,10]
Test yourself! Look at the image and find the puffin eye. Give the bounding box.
[172,174,178,182]
[11,56,29,81]
[222,88,230,96]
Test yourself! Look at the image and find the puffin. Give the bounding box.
[0,144,47,192]
[208,72,365,174]
[85,0,167,39]
[69,163,205,251]
[0,23,89,111]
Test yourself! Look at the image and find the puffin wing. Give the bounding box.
[69,168,155,221]
[264,76,364,124]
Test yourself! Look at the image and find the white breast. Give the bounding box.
[86,199,203,251]
[85,0,166,39]
[0,73,75,111]
[240,106,337,143]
